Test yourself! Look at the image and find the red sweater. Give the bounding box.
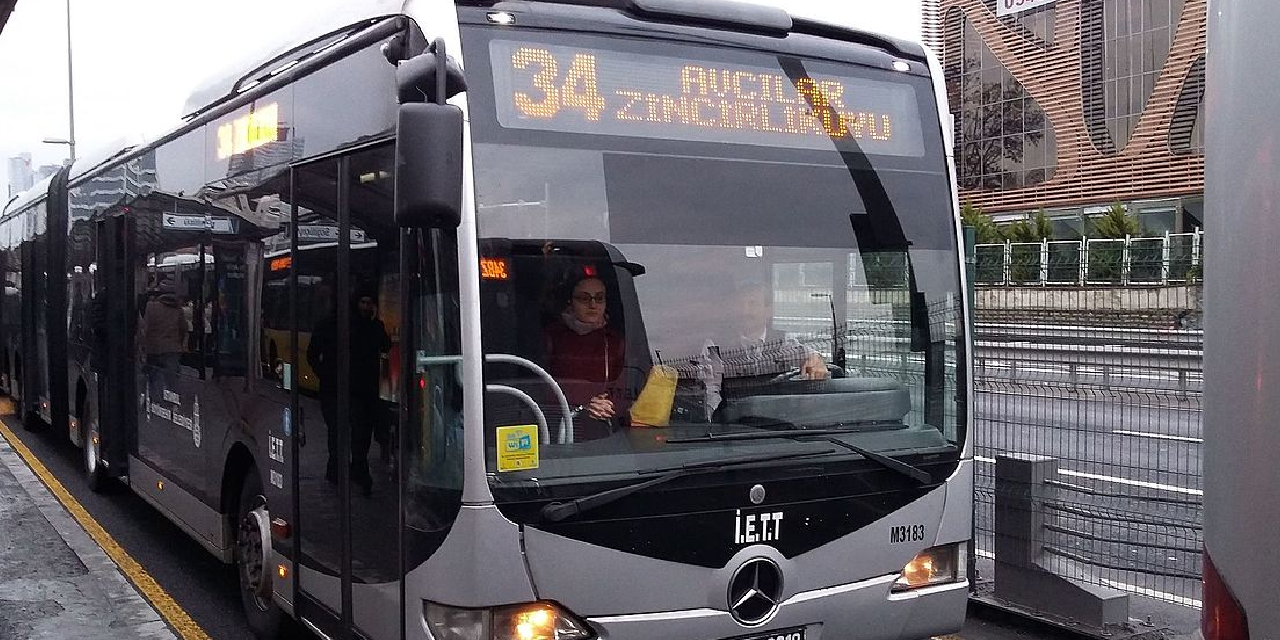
[544,322,625,407]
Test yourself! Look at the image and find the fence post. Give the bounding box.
[1193,227,1203,270]
[1122,234,1132,286]
[1162,231,1172,285]
[965,226,976,320]
[993,454,1129,629]
[1040,238,1049,285]
[1003,239,1012,286]
[1079,239,1088,286]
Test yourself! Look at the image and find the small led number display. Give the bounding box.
[269,256,292,272]
[480,257,510,280]
[490,41,924,156]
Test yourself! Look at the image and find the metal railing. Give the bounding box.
[975,230,1204,286]
[972,288,1204,614]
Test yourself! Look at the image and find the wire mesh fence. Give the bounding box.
[973,281,1205,609]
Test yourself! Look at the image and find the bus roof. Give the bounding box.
[66,134,150,183]
[180,0,923,125]
[457,0,925,58]
[180,0,409,120]
[40,0,925,207]
[0,0,16,36]
[3,173,55,217]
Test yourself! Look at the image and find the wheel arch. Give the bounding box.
[221,442,258,518]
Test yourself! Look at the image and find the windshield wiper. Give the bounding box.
[539,449,838,523]
[669,425,933,485]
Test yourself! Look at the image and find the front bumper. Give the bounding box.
[586,573,968,640]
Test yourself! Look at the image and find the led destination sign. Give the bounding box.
[490,41,925,156]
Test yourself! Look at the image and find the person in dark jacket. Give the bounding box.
[543,273,625,441]
[142,291,187,395]
[307,289,391,495]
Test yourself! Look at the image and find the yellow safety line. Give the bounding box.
[0,416,212,640]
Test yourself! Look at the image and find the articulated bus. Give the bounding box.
[1203,0,1275,638]
[0,1,972,638]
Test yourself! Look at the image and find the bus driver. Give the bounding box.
[543,272,626,441]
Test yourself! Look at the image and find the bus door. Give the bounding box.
[291,144,403,639]
[94,215,136,474]
[18,223,40,423]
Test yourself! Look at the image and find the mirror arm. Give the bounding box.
[434,38,448,107]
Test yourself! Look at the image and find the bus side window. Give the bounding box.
[210,243,250,378]
[143,247,206,381]
[261,236,291,386]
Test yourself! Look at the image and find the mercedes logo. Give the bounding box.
[749,484,766,505]
[727,558,783,626]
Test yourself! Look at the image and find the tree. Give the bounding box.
[1031,208,1054,240]
[1000,209,1054,243]
[1092,203,1141,238]
[961,201,1004,244]
[1087,203,1140,282]
[961,201,1007,282]
[997,209,1054,282]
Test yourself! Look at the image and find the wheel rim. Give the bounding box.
[86,433,98,474]
[238,501,273,611]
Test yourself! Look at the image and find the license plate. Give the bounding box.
[739,628,805,640]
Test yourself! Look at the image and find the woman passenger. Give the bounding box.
[543,272,626,440]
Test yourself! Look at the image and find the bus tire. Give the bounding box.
[236,469,286,639]
[21,405,40,431]
[83,410,109,493]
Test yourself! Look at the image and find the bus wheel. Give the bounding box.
[83,420,109,493]
[236,470,285,638]
[21,405,41,431]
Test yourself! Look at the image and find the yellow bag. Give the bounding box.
[629,365,678,427]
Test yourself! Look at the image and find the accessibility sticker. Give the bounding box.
[496,425,539,472]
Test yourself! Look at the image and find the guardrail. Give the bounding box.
[972,292,1205,613]
[975,231,1204,287]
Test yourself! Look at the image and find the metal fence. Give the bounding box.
[975,230,1204,287]
[972,283,1205,619]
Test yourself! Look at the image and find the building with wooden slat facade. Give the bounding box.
[923,0,1206,236]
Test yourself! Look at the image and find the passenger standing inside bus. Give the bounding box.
[142,289,187,394]
[544,273,626,441]
[308,288,390,496]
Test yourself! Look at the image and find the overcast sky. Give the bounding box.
[0,0,921,196]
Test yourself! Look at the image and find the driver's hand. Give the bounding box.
[587,394,616,420]
[802,353,829,380]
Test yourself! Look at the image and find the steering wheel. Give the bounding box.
[767,364,846,384]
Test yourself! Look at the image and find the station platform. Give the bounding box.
[0,402,176,640]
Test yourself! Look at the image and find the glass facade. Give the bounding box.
[1170,55,1206,154]
[944,8,1057,192]
[1084,0,1186,153]
[984,0,1056,46]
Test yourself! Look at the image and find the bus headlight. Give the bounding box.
[424,600,596,640]
[892,543,966,592]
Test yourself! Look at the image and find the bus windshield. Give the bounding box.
[460,15,965,491]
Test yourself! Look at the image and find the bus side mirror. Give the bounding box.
[394,38,466,229]
[395,102,463,229]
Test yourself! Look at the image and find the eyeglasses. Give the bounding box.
[573,293,607,304]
